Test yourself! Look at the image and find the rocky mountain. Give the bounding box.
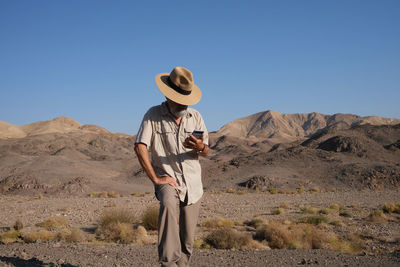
[215,110,400,144]
[0,112,399,196]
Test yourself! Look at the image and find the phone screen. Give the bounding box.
[192,130,204,139]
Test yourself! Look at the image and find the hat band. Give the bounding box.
[167,77,192,96]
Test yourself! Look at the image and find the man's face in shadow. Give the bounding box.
[166,98,188,118]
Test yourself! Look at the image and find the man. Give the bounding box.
[134,66,209,267]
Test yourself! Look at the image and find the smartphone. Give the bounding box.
[192,130,204,139]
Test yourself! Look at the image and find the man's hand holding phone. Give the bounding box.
[183,130,206,152]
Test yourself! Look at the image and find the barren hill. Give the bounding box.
[0,117,111,139]
[215,110,400,145]
[0,112,399,196]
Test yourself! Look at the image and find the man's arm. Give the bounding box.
[134,143,177,187]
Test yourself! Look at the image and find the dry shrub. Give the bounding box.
[297,186,305,194]
[367,209,387,223]
[330,220,344,227]
[299,216,329,225]
[339,210,352,218]
[24,230,55,243]
[320,208,333,215]
[330,234,363,254]
[142,206,159,230]
[299,205,317,214]
[38,216,69,230]
[255,221,332,250]
[272,207,284,215]
[0,230,22,244]
[13,220,23,230]
[97,222,148,244]
[99,208,135,228]
[382,203,400,214]
[98,192,108,198]
[58,228,87,243]
[204,228,252,249]
[245,218,265,229]
[107,191,120,198]
[330,203,342,211]
[284,190,297,194]
[201,216,235,229]
[268,188,278,194]
[91,191,120,198]
[96,208,139,243]
[135,226,149,245]
[131,192,146,197]
[310,186,320,193]
[97,222,134,243]
[255,221,291,249]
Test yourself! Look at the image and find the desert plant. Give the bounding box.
[272,207,284,215]
[38,216,69,230]
[99,208,136,228]
[297,186,305,194]
[96,222,135,243]
[330,220,344,227]
[107,191,120,198]
[319,208,333,215]
[98,192,108,198]
[131,192,146,197]
[299,216,329,225]
[244,218,265,229]
[367,209,387,223]
[24,230,55,243]
[339,210,352,218]
[256,221,332,250]
[382,203,400,214]
[13,219,23,230]
[329,234,363,254]
[0,229,22,244]
[299,205,317,214]
[329,203,342,211]
[255,221,290,249]
[141,206,159,230]
[66,228,87,243]
[310,186,319,193]
[204,228,252,249]
[201,216,235,229]
[284,190,297,194]
[268,188,278,194]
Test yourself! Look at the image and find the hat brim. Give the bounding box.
[155,73,202,105]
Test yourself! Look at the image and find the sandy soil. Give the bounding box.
[0,190,399,266]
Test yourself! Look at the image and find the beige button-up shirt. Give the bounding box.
[135,102,208,205]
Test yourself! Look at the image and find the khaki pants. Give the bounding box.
[155,184,201,267]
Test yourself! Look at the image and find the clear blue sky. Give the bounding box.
[1,1,399,134]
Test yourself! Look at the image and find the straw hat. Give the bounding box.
[155,67,202,105]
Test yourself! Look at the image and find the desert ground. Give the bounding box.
[1,111,399,266]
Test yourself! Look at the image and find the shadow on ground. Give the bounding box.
[0,256,78,267]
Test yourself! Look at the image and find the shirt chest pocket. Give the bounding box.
[155,122,176,144]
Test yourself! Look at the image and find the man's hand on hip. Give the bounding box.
[154,176,178,188]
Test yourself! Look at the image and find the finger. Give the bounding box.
[188,140,196,146]
[189,134,198,141]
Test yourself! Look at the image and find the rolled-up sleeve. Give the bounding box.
[135,110,153,147]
